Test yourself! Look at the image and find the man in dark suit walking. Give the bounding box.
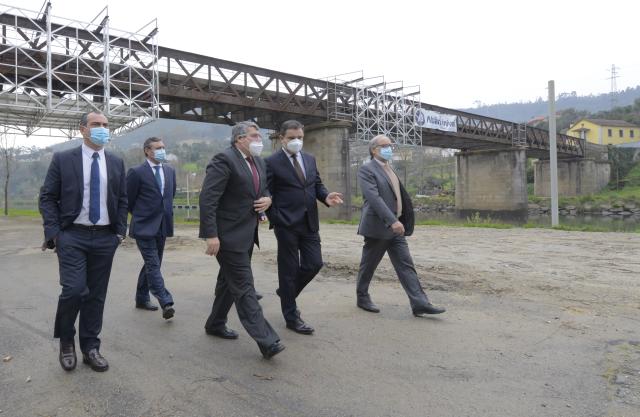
[356,135,445,317]
[127,137,176,320]
[199,121,285,359]
[265,120,343,334]
[39,111,127,372]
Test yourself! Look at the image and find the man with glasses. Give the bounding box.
[355,135,446,317]
[199,121,285,359]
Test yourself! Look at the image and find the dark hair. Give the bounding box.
[143,137,163,154]
[79,111,104,127]
[279,120,304,136]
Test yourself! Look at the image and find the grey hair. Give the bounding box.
[231,121,260,144]
[79,111,104,127]
[369,134,390,159]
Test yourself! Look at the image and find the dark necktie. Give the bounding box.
[291,153,305,184]
[89,152,100,224]
[154,166,163,195]
[246,157,259,194]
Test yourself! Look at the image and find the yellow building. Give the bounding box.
[567,118,640,145]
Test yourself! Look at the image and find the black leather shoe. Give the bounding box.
[256,292,263,300]
[205,326,239,339]
[286,318,314,335]
[413,303,446,316]
[357,299,380,313]
[136,301,158,311]
[162,304,175,320]
[82,349,109,372]
[259,341,286,359]
[59,341,76,371]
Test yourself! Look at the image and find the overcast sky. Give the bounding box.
[10,0,640,146]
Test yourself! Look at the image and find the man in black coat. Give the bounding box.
[39,111,127,372]
[127,137,176,320]
[266,120,343,334]
[199,121,285,359]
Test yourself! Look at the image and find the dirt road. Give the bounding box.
[1,217,638,417]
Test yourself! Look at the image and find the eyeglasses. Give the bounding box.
[376,144,397,150]
[240,133,263,140]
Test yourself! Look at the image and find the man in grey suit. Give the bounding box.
[356,135,445,317]
[199,121,285,359]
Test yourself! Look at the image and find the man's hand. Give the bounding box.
[205,237,220,256]
[391,221,405,235]
[325,192,344,207]
[41,236,57,252]
[254,196,272,212]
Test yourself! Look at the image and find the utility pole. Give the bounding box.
[548,81,559,227]
[608,64,620,109]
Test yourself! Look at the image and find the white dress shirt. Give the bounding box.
[147,159,165,195]
[282,147,306,179]
[74,143,110,226]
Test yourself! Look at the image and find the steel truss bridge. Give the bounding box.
[0,2,584,158]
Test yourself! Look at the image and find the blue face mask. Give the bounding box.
[89,127,110,146]
[379,146,393,161]
[153,149,167,162]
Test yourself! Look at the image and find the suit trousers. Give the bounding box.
[356,235,430,310]
[204,247,279,348]
[273,222,323,322]
[135,235,174,307]
[54,226,119,352]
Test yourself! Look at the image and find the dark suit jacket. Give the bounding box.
[265,149,329,232]
[199,146,270,252]
[126,161,176,239]
[39,145,128,242]
[357,159,414,240]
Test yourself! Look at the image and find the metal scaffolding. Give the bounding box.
[0,2,159,137]
[352,77,422,145]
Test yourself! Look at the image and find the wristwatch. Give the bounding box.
[117,234,126,243]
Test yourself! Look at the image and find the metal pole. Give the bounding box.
[548,80,559,227]
[103,13,110,115]
[186,173,190,220]
[45,2,52,110]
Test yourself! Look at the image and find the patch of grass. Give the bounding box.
[324,219,359,225]
[174,217,200,225]
[415,219,513,229]
[4,209,40,218]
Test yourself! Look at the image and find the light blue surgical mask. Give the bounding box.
[89,127,110,146]
[153,149,167,162]
[379,146,393,161]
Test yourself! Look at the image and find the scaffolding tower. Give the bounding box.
[352,77,422,145]
[0,2,159,138]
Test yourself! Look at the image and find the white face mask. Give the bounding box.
[249,141,263,157]
[286,138,303,154]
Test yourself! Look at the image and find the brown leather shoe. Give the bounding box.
[59,341,77,371]
[82,348,109,372]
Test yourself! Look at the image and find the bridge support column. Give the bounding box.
[455,149,528,221]
[533,158,610,197]
[301,121,352,220]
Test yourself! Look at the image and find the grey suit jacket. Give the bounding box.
[199,146,270,252]
[357,159,414,239]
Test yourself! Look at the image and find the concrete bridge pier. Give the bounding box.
[533,158,611,197]
[298,120,353,220]
[455,149,528,221]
